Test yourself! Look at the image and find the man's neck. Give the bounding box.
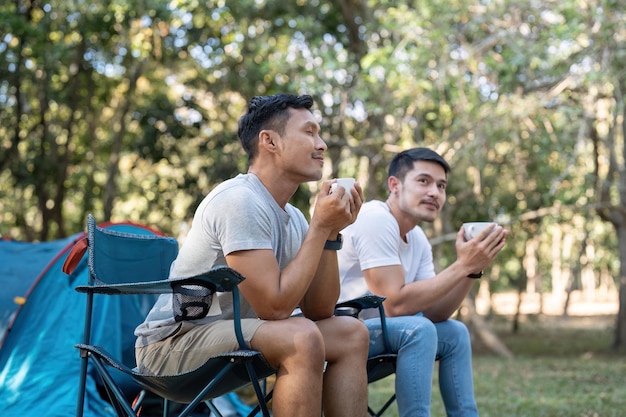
[248,168,299,208]
[385,198,417,241]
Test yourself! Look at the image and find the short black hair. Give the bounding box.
[237,93,314,163]
[388,147,450,181]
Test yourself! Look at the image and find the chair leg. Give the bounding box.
[175,363,238,417]
[89,355,139,416]
[131,390,145,412]
[75,353,89,417]
[76,291,95,417]
[244,362,272,417]
[244,389,273,417]
[205,400,224,417]
[368,393,396,417]
[162,398,169,417]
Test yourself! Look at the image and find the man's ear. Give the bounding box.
[388,176,400,194]
[259,130,279,153]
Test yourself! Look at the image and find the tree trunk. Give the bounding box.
[463,298,514,358]
[613,227,626,351]
[563,226,588,317]
[594,76,626,350]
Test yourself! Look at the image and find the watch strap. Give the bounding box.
[324,233,343,250]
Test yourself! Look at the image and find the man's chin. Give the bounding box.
[418,211,439,223]
[303,171,323,182]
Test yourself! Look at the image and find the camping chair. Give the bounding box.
[335,295,397,417]
[67,214,275,417]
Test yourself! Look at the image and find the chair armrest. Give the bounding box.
[172,265,245,292]
[336,294,394,353]
[75,265,245,294]
[337,293,386,309]
[335,294,386,315]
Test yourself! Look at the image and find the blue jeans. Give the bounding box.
[365,315,478,417]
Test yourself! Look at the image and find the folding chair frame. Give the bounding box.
[70,215,275,417]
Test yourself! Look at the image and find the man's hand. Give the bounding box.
[456,223,508,275]
[310,180,364,239]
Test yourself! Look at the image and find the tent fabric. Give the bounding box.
[1,235,77,349]
[0,223,165,417]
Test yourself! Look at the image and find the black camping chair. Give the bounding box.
[335,294,397,417]
[69,214,275,417]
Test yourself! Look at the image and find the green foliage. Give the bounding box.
[0,1,624,347]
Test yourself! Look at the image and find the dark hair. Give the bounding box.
[388,147,451,181]
[238,93,314,163]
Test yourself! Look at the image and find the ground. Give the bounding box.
[370,290,625,417]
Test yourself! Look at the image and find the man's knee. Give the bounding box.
[287,318,326,356]
[343,316,370,349]
[255,317,325,366]
[397,316,438,352]
[294,319,324,352]
[433,319,473,361]
[441,319,471,341]
[407,315,437,337]
[317,315,370,362]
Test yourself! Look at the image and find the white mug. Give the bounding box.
[330,178,356,199]
[463,222,496,240]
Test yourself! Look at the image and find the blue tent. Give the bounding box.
[0,222,164,417]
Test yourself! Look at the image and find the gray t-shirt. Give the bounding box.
[135,173,309,347]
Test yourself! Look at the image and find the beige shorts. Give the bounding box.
[136,319,265,375]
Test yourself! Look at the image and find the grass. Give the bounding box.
[368,314,626,417]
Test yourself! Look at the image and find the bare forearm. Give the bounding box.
[385,263,471,318]
[299,249,340,320]
[277,229,332,309]
[422,277,476,322]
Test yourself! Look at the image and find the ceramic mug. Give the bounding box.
[330,178,356,199]
[463,222,496,240]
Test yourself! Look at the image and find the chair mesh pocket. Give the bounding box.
[172,280,215,322]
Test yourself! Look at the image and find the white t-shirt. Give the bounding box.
[338,200,435,303]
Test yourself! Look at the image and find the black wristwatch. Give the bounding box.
[324,233,343,250]
[467,271,483,279]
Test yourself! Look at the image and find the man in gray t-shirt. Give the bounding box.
[135,93,369,417]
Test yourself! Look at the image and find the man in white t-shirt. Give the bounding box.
[338,147,508,417]
[135,94,369,417]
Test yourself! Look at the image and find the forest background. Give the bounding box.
[1,0,625,351]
